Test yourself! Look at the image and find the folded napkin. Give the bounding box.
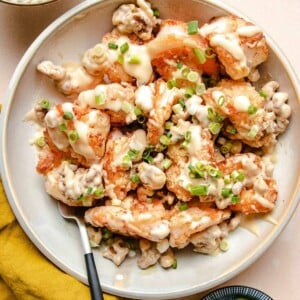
[0,178,119,300]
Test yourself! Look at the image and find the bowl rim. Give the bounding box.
[1,0,300,299]
[0,0,57,6]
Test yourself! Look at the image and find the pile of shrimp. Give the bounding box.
[29,0,291,269]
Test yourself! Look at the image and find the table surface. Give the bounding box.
[0,0,299,299]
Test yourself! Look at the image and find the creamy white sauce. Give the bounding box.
[199,18,233,37]
[150,221,170,240]
[237,26,262,37]
[135,85,154,113]
[233,95,250,112]
[138,162,166,190]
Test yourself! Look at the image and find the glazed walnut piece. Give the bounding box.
[112,0,160,41]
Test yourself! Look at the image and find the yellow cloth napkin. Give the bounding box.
[0,178,119,300]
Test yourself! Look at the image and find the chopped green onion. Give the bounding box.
[220,142,232,154]
[120,42,129,54]
[178,202,188,211]
[86,186,93,194]
[102,228,113,240]
[207,107,216,121]
[94,188,104,197]
[207,166,222,178]
[178,98,186,109]
[128,54,141,64]
[77,195,86,201]
[167,79,177,89]
[247,105,258,115]
[121,101,132,113]
[193,47,206,64]
[152,8,160,17]
[208,122,222,135]
[68,130,79,143]
[224,175,231,185]
[248,125,259,138]
[108,42,118,50]
[162,158,172,169]
[35,136,45,148]
[117,54,124,64]
[122,154,132,168]
[134,106,142,116]
[172,259,178,269]
[231,195,240,203]
[165,121,173,130]
[130,174,140,183]
[142,146,155,164]
[187,71,199,82]
[181,67,190,78]
[137,115,146,124]
[220,239,229,252]
[226,125,237,135]
[231,170,245,182]
[221,188,231,198]
[185,131,192,143]
[176,61,183,69]
[217,95,225,106]
[59,123,67,131]
[259,89,267,99]
[172,103,183,114]
[187,20,198,35]
[159,134,171,146]
[204,47,216,59]
[62,111,73,120]
[189,184,209,196]
[127,149,140,160]
[95,93,105,105]
[195,83,206,95]
[38,99,51,110]
[184,87,195,98]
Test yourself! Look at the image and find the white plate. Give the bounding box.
[1,0,300,299]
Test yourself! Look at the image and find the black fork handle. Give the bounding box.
[84,253,103,300]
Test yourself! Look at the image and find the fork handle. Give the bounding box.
[84,253,104,300]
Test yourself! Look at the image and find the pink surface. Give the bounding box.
[0,0,299,299]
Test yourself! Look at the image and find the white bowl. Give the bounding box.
[1,0,300,299]
[0,0,57,5]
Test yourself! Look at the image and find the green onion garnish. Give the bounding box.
[120,42,129,54]
[177,61,183,69]
[178,98,186,109]
[185,131,192,143]
[181,67,190,78]
[127,149,140,160]
[220,142,232,154]
[226,125,237,135]
[162,158,172,169]
[152,8,160,17]
[204,47,216,59]
[247,105,258,115]
[121,101,132,113]
[95,93,105,105]
[94,188,104,197]
[165,121,173,130]
[159,134,171,146]
[221,188,231,198]
[187,71,199,82]
[38,99,51,110]
[231,195,240,203]
[187,20,198,35]
[68,130,79,143]
[62,111,73,120]
[122,154,132,168]
[224,175,231,185]
[59,123,67,131]
[167,79,177,89]
[108,42,118,50]
[172,104,183,114]
[208,122,222,135]
[195,83,206,95]
[220,239,229,251]
[128,54,141,64]
[259,89,267,98]
[134,106,142,116]
[189,184,209,196]
[178,202,188,211]
[137,115,146,124]
[184,87,195,98]
[102,228,113,240]
[248,125,259,138]
[86,186,93,194]
[231,170,245,182]
[206,166,222,178]
[172,259,177,269]
[193,47,206,64]
[117,54,124,64]
[35,136,45,148]
[217,95,225,106]
[130,174,140,183]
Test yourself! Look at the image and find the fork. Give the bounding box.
[57,201,103,300]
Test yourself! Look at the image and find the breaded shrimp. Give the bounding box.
[103,129,147,201]
[199,15,268,80]
[218,153,277,214]
[84,196,170,242]
[76,82,136,125]
[147,19,219,81]
[37,61,101,99]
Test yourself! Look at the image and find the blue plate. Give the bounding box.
[202,285,273,300]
